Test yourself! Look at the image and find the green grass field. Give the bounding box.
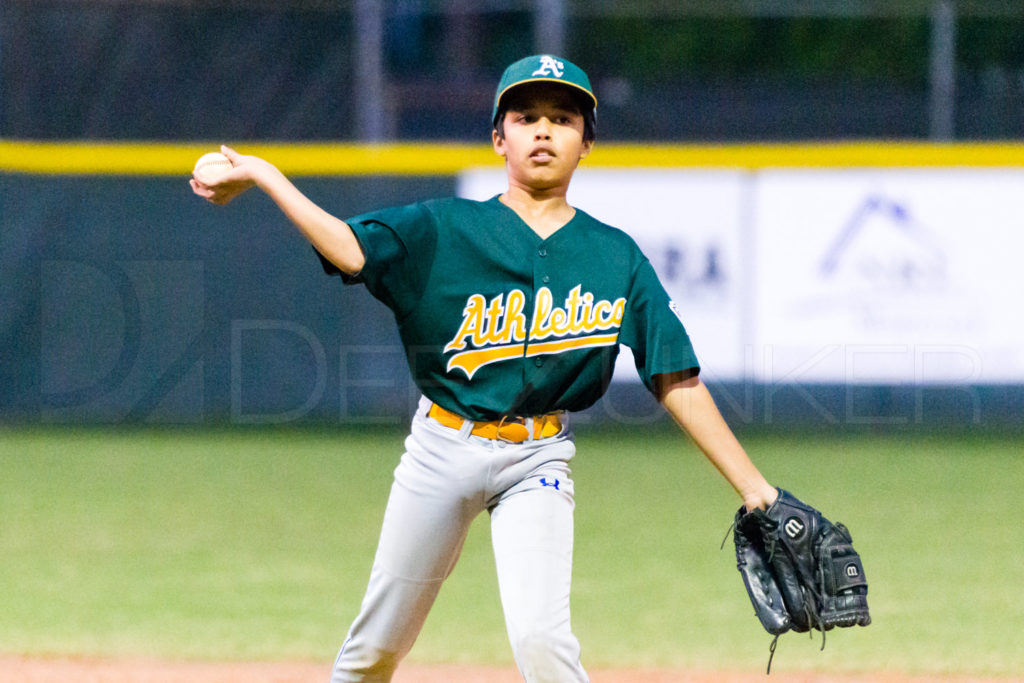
[0,425,1021,676]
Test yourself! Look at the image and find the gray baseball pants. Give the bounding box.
[330,396,588,683]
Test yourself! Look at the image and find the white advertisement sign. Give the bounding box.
[457,168,749,382]
[753,170,1024,384]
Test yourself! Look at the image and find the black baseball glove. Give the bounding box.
[733,489,870,671]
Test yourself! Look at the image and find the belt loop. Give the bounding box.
[417,395,432,419]
[525,416,535,441]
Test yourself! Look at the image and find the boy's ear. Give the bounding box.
[492,128,506,157]
[579,138,594,160]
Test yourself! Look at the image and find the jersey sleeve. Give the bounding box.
[618,259,700,393]
[316,202,437,319]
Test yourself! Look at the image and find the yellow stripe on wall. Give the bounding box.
[1,139,1022,176]
[0,140,498,176]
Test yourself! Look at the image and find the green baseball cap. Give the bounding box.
[492,54,597,125]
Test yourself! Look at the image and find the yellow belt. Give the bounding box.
[428,403,562,443]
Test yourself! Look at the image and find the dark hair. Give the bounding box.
[493,84,596,143]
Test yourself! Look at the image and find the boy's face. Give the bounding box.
[492,83,593,192]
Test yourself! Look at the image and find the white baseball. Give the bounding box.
[192,152,233,185]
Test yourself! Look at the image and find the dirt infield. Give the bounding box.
[0,657,1014,683]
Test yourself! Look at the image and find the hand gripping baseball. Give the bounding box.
[189,146,263,206]
[732,489,870,672]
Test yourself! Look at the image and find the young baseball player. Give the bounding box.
[192,55,778,683]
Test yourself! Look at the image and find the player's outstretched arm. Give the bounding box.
[190,146,365,276]
[655,371,777,511]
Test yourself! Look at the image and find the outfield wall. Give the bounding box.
[2,140,1022,428]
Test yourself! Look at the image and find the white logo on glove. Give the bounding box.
[784,518,806,539]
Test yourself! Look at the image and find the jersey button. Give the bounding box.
[538,248,548,257]
[542,275,551,283]
[534,357,544,367]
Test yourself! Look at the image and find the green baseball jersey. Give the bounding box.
[319,195,699,421]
